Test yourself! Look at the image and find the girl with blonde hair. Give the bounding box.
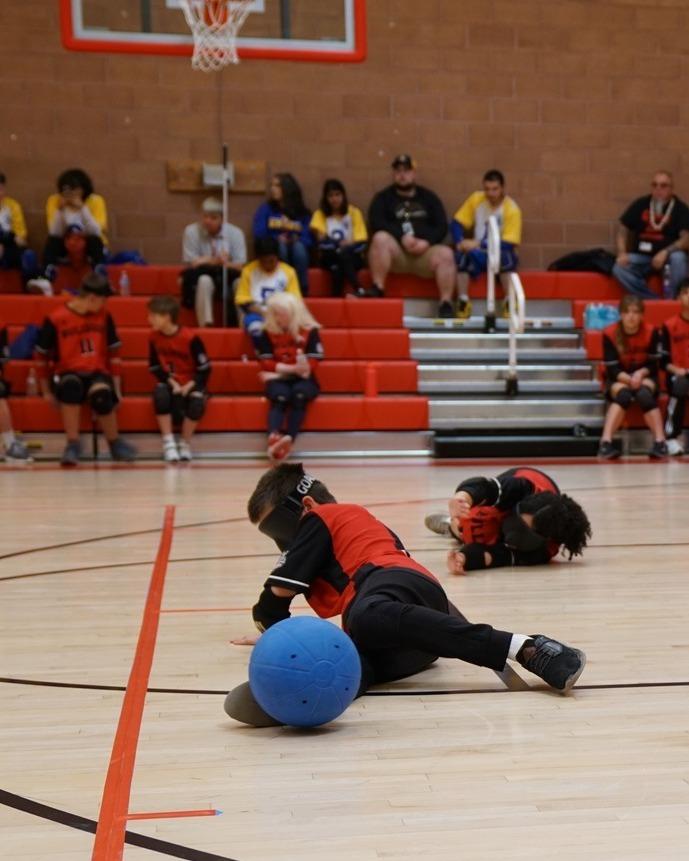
[255,293,323,461]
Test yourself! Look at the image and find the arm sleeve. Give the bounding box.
[285,267,303,299]
[34,317,57,378]
[252,586,294,632]
[45,195,58,232]
[304,328,323,372]
[351,207,368,243]
[658,324,671,370]
[256,331,277,371]
[10,200,28,242]
[234,266,252,306]
[310,210,327,237]
[229,227,247,266]
[368,191,403,241]
[298,214,313,248]
[462,541,551,570]
[87,195,108,235]
[454,195,477,233]
[182,225,200,264]
[264,513,335,593]
[501,201,522,246]
[252,203,270,239]
[148,341,170,383]
[602,332,622,383]
[80,205,102,237]
[413,190,448,245]
[645,328,661,376]
[190,335,211,388]
[456,474,537,511]
[48,209,65,237]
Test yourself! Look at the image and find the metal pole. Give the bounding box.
[221,143,229,327]
[279,0,292,39]
[140,0,152,34]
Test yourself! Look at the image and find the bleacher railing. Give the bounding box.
[486,215,525,396]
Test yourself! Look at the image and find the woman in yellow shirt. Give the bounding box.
[44,168,108,268]
[310,179,368,297]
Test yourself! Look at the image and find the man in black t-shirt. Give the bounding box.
[367,155,456,317]
[613,171,689,299]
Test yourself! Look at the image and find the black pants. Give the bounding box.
[665,373,689,439]
[265,377,319,439]
[43,235,104,268]
[319,246,364,296]
[344,568,513,693]
[0,231,22,270]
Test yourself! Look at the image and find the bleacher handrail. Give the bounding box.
[487,215,525,394]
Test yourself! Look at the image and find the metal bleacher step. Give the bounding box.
[404,314,575,331]
[417,363,599,395]
[410,331,585,362]
[428,396,605,430]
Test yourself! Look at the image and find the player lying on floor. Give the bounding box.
[224,463,587,727]
[424,467,591,575]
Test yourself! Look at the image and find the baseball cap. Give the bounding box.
[80,272,113,297]
[391,154,416,170]
[202,197,224,214]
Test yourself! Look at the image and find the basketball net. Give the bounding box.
[179,0,253,72]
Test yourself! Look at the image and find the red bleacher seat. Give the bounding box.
[0,271,22,294]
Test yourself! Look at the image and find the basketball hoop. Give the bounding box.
[179,0,253,71]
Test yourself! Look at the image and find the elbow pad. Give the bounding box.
[251,586,293,632]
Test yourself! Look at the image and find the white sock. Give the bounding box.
[459,294,469,303]
[162,434,176,447]
[2,431,16,447]
[508,634,531,661]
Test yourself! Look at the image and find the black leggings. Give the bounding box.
[344,568,513,693]
[265,376,319,439]
[318,246,364,296]
[665,373,689,439]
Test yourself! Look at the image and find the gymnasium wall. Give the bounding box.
[2,0,689,267]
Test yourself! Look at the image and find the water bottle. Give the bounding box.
[26,367,38,396]
[119,269,131,296]
[662,263,672,299]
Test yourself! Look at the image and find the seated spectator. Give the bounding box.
[598,295,667,459]
[253,173,312,295]
[0,324,31,462]
[147,295,211,463]
[658,277,689,455]
[29,225,95,297]
[181,197,247,327]
[255,292,322,462]
[0,171,37,283]
[367,154,455,313]
[451,169,522,319]
[234,237,302,342]
[613,171,689,299]
[34,272,136,467]
[44,168,108,269]
[423,467,590,575]
[310,178,367,296]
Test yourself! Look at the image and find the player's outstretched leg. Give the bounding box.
[516,635,586,693]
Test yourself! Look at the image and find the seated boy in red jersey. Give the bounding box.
[658,278,689,455]
[424,467,591,575]
[224,463,587,727]
[147,295,211,463]
[0,325,31,462]
[34,272,136,466]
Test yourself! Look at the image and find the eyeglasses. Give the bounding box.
[652,182,671,188]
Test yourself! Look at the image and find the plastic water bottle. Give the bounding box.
[662,263,672,299]
[119,269,131,296]
[26,367,38,396]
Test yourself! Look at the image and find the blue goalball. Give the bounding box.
[248,617,362,728]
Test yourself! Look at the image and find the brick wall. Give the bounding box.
[2,0,689,267]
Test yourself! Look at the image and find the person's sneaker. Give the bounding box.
[597,440,620,460]
[4,440,33,463]
[177,441,193,462]
[666,438,685,456]
[500,299,511,319]
[517,635,586,693]
[60,439,82,467]
[163,439,179,463]
[455,298,472,320]
[437,301,454,318]
[269,434,293,462]
[368,283,384,298]
[424,512,452,536]
[26,277,54,296]
[649,440,669,459]
[108,437,137,462]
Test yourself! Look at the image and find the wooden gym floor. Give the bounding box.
[1,458,689,860]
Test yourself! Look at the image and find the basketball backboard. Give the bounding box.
[59,0,367,63]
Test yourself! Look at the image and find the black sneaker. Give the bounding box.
[60,439,82,467]
[437,301,454,318]
[517,635,586,693]
[108,437,137,462]
[456,298,472,319]
[649,440,668,459]
[597,440,620,460]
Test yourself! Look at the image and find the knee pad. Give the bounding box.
[635,385,657,413]
[185,390,206,421]
[88,383,116,416]
[613,387,634,409]
[56,374,84,405]
[671,375,689,399]
[153,383,172,415]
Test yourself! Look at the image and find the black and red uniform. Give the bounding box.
[658,312,689,439]
[148,327,211,388]
[455,467,561,570]
[602,321,659,387]
[253,502,513,689]
[34,303,121,396]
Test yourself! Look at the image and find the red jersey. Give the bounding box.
[34,303,120,378]
[659,314,689,370]
[264,503,438,622]
[602,321,659,382]
[148,327,211,387]
[255,327,323,375]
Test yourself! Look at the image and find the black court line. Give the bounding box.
[2,675,689,696]
[0,790,239,861]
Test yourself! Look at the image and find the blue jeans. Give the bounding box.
[456,246,518,278]
[612,250,687,299]
[278,239,309,296]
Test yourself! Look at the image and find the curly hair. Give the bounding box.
[520,491,592,559]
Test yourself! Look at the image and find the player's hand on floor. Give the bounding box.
[447,549,466,576]
[448,491,472,521]
[231,633,261,646]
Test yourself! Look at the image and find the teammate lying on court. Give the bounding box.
[224,464,587,727]
[423,467,591,576]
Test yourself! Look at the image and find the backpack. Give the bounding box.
[547,248,616,275]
